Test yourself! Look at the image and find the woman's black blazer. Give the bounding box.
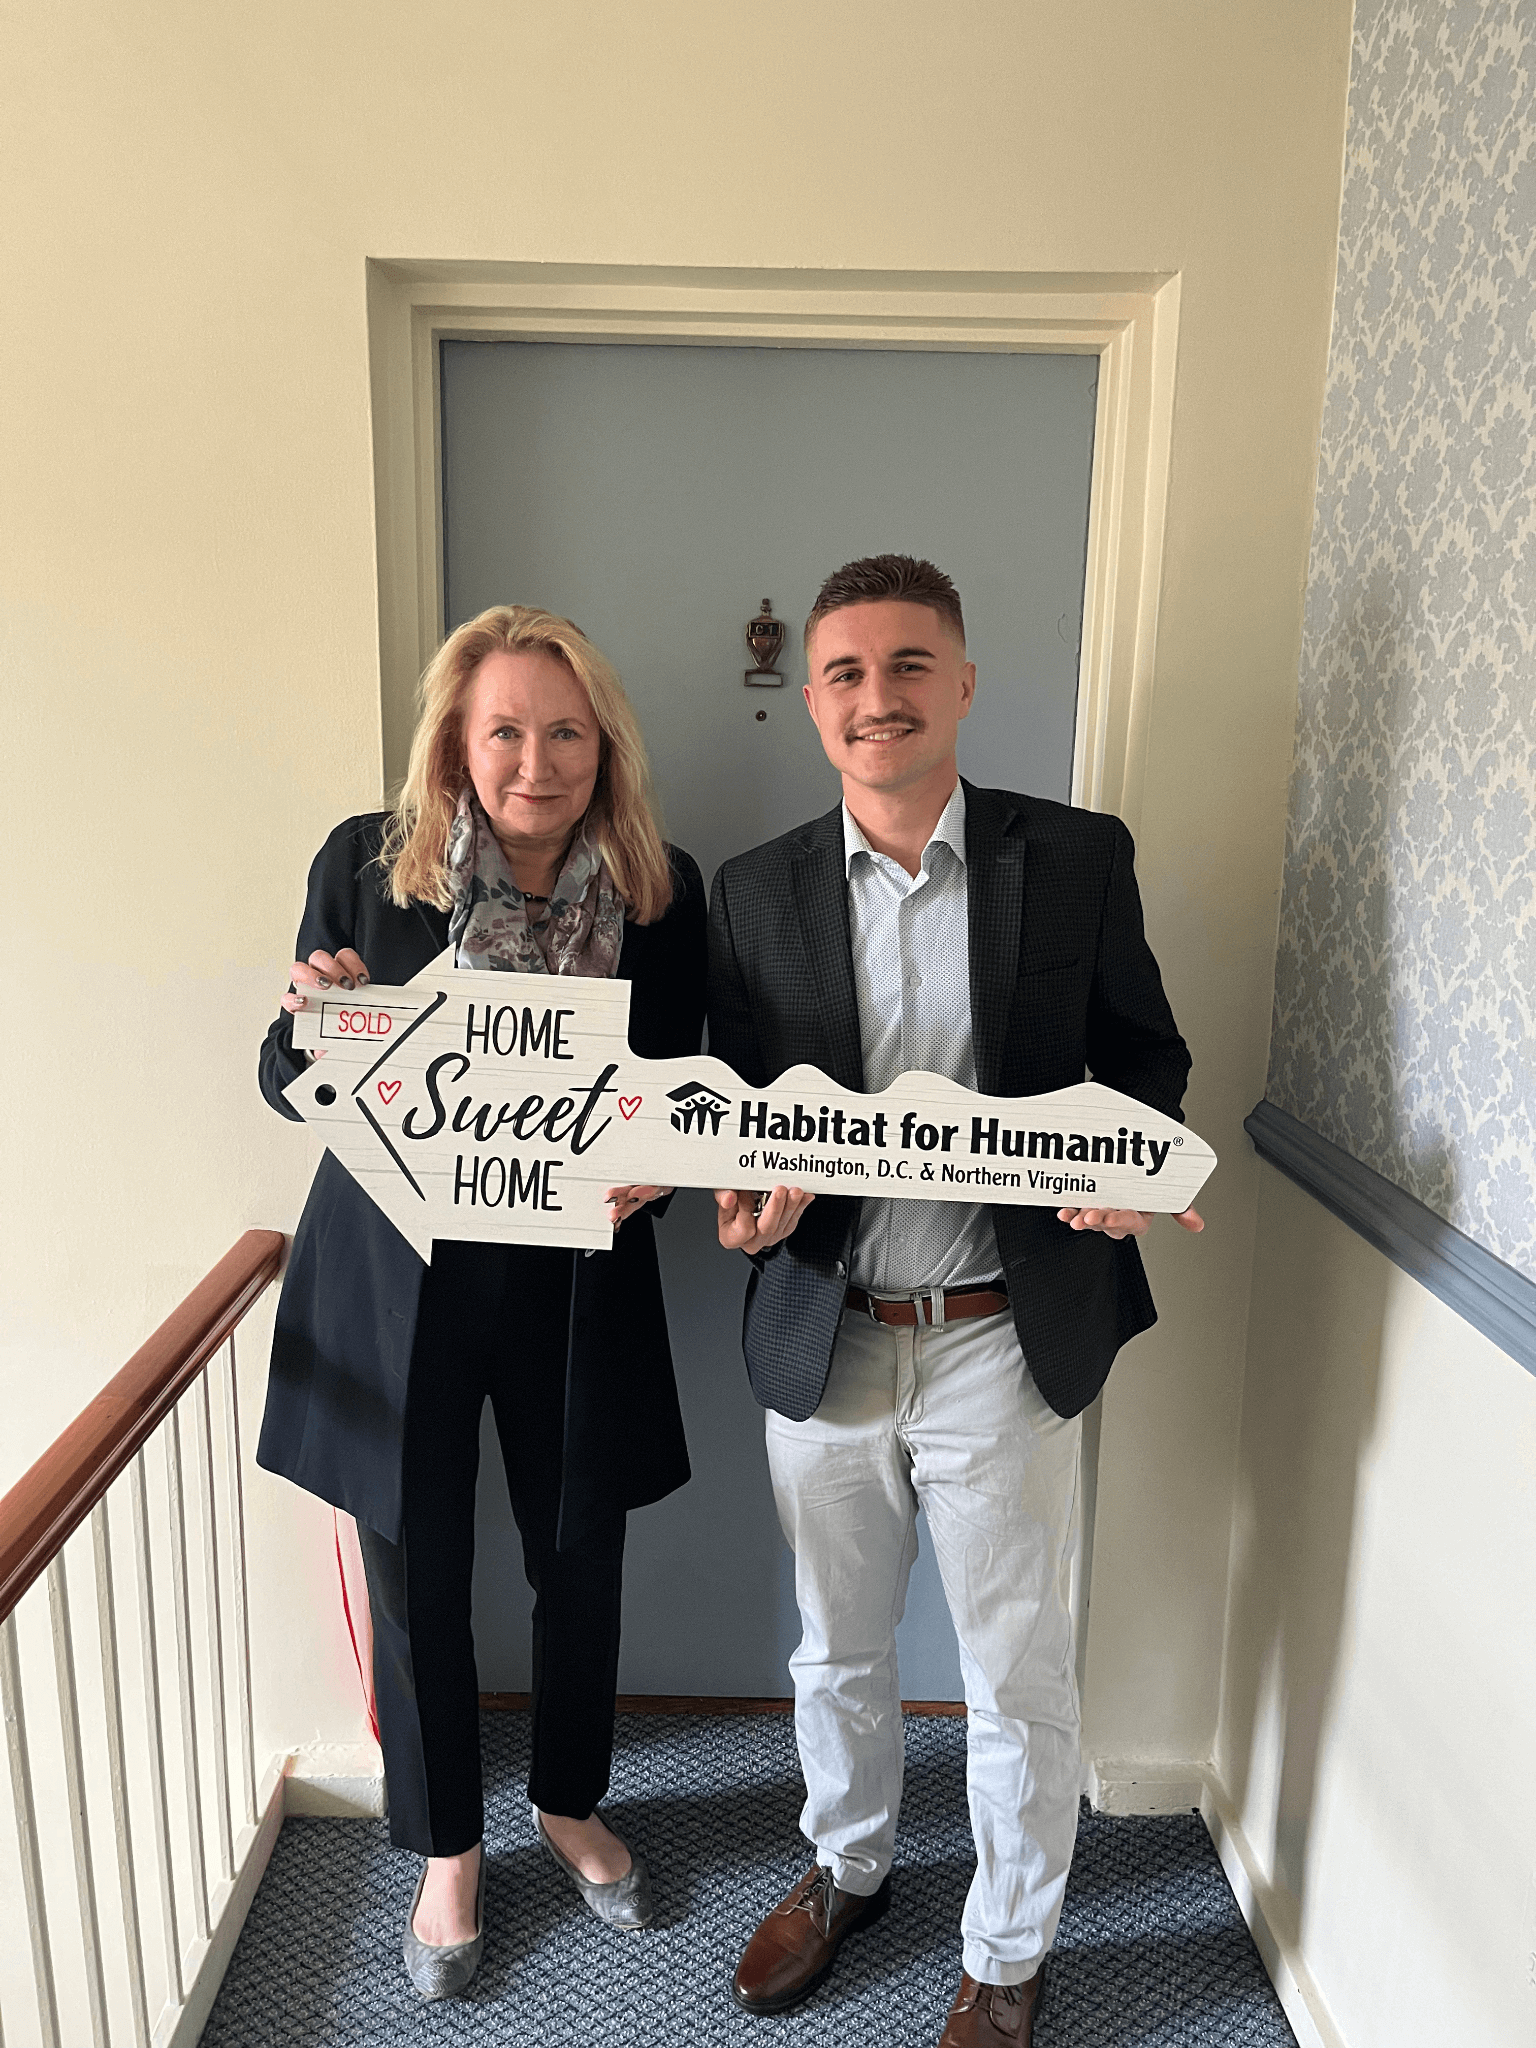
[255,813,706,1550]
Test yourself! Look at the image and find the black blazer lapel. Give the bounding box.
[789,805,865,1092]
[964,781,1027,1096]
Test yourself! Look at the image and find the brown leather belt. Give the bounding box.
[845,1282,1009,1328]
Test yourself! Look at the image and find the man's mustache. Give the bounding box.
[843,713,925,741]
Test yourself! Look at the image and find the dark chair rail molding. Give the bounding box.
[1245,1100,1536,1380]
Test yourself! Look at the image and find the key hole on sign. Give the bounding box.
[315,1084,337,1106]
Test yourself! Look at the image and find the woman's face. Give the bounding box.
[461,647,602,858]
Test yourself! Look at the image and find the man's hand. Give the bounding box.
[1057,1205,1205,1240]
[605,1186,672,1228]
[715,1185,815,1254]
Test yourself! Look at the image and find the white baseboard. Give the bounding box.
[1200,1772,1345,2048]
[1088,1758,1346,2047]
[1086,1756,1206,1815]
[282,1742,387,1818]
[153,1760,285,2048]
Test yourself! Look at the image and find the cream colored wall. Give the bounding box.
[1216,1164,1536,2048]
[0,1,1352,1776]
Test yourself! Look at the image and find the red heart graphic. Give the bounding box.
[378,1078,401,1105]
[619,1095,642,1120]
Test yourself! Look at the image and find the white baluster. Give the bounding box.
[191,1376,233,1883]
[92,1500,150,2048]
[221,1337,257,1831]
[131,1449,182,2004]
[164,1410,210,1942]
[0,1608,61,2048]
[47,1555,109,2047]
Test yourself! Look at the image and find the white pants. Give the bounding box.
[765,1304,1082,1987]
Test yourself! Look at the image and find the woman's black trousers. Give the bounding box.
[357,1241,625,1857]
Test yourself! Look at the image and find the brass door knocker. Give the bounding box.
[745,600,786,685]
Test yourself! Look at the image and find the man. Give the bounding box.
[709,555,1200,2046]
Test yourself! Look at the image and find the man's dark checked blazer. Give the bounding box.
[707,781,1192,1423]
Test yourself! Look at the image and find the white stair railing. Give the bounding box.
[0,1233,285,2048]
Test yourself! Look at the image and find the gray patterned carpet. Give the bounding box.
[203,1713,1296,2047]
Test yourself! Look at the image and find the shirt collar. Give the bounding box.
[842,780,968,879]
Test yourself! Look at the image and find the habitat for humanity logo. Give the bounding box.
[667,1081,730,1136]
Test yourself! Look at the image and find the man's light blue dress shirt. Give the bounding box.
[844,782,1002,1295]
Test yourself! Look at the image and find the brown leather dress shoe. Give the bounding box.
[937,1963,1045,2045]
[732,1863,892,2014]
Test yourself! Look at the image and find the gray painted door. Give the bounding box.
[440,339,1097,1699]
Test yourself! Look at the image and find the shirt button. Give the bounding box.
[907,972,922,989]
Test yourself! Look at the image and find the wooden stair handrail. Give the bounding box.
[0,1229,286,1624]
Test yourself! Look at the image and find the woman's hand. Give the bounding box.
[605,1186,672,1228]
[281,947,372,1015]
[715,1186,815,1255]
[1057,1204,1205,1240]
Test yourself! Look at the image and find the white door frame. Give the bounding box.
[366,259,1180,834]
[364,257,1184,1713]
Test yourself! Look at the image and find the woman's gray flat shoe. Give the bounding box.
[401,1853,485,1998]
[536,1812,655,1929]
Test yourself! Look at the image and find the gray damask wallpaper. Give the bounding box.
[1268,0,1536,1279]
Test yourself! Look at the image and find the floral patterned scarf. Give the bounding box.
[445,789,624,978]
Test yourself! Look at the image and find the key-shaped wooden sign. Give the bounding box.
[286,955,1216,1259]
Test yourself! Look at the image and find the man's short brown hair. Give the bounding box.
[803,554,966,651]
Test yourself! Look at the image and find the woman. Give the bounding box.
[257,606,704,1997]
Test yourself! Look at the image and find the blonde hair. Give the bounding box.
[380,605,674,924]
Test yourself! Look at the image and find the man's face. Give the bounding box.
[803,599,976,797]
